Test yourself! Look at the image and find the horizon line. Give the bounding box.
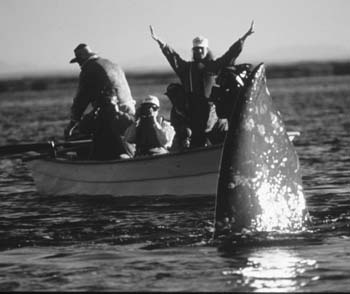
[0,57,350,80]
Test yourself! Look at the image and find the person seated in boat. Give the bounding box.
[150,21,254,148]
[124,95,175,156]
[164,83,192,151]
[64,43,136,160]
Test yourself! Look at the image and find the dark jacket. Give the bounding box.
[160,39,244,99]
[70,56,135,122]
[70,56,136,159]
[159,38,244,147]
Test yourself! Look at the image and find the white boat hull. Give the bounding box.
[27,145,222,197]
[27,130,299,197]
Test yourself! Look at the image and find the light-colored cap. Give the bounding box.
[192,36,209,48]
[141,95,160,107]
[70,43,97,63]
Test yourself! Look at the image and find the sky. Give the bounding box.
[1,0,350,78]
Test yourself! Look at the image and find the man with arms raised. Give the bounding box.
[150,22,254,148]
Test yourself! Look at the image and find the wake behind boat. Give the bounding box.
[24,63,300,197]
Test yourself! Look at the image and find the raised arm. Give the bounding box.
[70,74,91,123]
[64,73,91,139]
[150,25,166,48]
[149,25,187,76]
[240,20,255,42]
[207,21,255,73]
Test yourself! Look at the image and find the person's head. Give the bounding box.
[139,95,160,118]
[165,83,186,106]
[192,36,209,61]
[70,43,97,66]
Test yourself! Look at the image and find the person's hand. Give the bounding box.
[241,20,255,41]
[158,115,164,124]
[64,120,78,140]
[216,118,229,132]
[150,25,165,46]
[150,107,159,121]
[149,25,158,41]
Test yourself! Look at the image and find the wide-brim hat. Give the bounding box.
[141,95,160,108]
[70,43,97,63]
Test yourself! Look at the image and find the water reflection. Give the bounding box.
[224,247,317,292]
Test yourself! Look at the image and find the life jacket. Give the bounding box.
[188,61,217,99]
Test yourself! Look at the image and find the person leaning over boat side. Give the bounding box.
[64,43,136,160]
[124,95,175,156]
[150,22,254,148]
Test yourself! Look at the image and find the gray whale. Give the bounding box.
[214,63,309,238]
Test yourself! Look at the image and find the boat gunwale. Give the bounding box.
[32,169,219,184]
[38,143,223,165]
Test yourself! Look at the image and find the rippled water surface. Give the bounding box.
[0,75,350,292]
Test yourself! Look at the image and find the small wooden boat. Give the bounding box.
[27,144,222,196]
[21,63,299,197]
[27,131,298,197]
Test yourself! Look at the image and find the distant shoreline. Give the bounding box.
[0,60,349,93]
[125,60,350,79]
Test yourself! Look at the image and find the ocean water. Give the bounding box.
[0,74,349,292]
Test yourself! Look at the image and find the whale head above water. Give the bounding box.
[214,63,310,238]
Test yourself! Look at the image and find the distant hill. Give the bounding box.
[0,60,349,93]
[126,61,350,79]
[264,60,350,78]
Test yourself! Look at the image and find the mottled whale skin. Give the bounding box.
[214,63,309,238]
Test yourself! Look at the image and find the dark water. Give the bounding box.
[0,75,350,292]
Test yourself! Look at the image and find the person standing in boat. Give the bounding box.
[124,95,175,156]
[150,22,254,148]
[64,43,136,160]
